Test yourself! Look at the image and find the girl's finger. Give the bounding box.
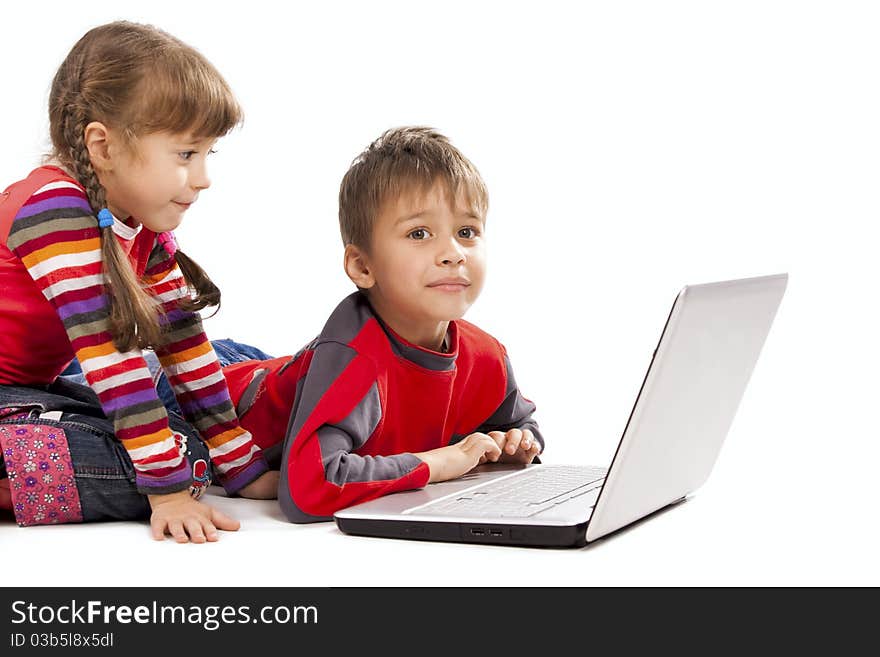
[184,517,206,544]
[210,507,241,532]
[203,520,219,542]
[168,520,188,543]
[150,517,167,541]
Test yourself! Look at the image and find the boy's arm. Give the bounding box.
[278,342,430,523]
[144,236,269,495]
[473,352,545,452]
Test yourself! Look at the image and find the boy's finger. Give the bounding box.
[470,436,500,462]
[484,436,502,458]
[462,432,487,449]
[505,428,523,454]
[487,431,506,449]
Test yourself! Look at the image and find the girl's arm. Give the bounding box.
[144,235,269,495]
[6,179,192,495]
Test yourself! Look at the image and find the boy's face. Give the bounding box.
[347,180,486,341]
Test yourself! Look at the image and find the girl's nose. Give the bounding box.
[191,162,211,190]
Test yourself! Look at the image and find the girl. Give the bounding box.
[0,21,278,542]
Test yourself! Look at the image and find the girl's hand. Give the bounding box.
[413,433,503,483]
[147,490,240,543]
[237,470,280,499]
[487,428,542,464]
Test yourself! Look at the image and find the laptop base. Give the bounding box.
[335,516,591,548]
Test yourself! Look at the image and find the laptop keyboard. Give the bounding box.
[408,465,607,519]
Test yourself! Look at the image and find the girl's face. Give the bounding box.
[100,131,216,233]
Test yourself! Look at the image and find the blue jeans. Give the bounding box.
[0,377,209,523]
[2,339,272,524]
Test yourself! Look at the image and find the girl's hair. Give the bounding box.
[48,21,242,351]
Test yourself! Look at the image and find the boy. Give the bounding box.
[223,127,544,522]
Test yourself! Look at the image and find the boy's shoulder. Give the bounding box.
[451,319,510,380]
[313,292,376,350]
[308,294,509,375]
[454,318,504,351]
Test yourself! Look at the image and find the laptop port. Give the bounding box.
[489,529,503,537]
[470,528,485,536]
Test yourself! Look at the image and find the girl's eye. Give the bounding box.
[408,228,429,240]
[459,227,480,239]
[208,149,217,156]
[179,151,196,161]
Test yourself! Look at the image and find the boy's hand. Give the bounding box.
[487,428,541,464]
[413,433,503,483]
[237,470,280,499]
[148,491,240,543]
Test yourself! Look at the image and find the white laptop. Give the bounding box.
[334,274,788,547]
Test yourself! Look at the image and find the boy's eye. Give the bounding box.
[408,228,429,240]
[458,227,480,239]
[179,151,196,161]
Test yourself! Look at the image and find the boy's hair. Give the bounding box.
[338,127,489,250]
[48,21,243,351]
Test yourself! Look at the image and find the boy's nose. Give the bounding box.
[438,238,466,265]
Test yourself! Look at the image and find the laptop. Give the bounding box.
[334,273,788,547]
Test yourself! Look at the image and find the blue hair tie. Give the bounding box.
[97,209,114,228]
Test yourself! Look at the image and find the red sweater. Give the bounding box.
[223,292,543,522]
[0,166,267,493]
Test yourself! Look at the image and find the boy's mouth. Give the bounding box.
[427,277,470,292]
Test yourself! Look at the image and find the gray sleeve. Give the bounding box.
[278,343,424,524]
[474,355,545,451]
[319,383,423,487]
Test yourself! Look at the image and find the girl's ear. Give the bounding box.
[343,244,375,289]
[83,121,112,172]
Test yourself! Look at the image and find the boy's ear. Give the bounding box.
[343,244,375,289]
[83,121,113,172]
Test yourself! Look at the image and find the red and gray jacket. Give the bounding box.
[223,292,543,523]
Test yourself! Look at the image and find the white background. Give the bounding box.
[1,0,878,586]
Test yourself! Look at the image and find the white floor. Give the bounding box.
[3,463,878,588]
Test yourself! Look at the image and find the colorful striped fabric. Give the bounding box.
[3,167,267,494]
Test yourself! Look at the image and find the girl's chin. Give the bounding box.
[141,218,183,233]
